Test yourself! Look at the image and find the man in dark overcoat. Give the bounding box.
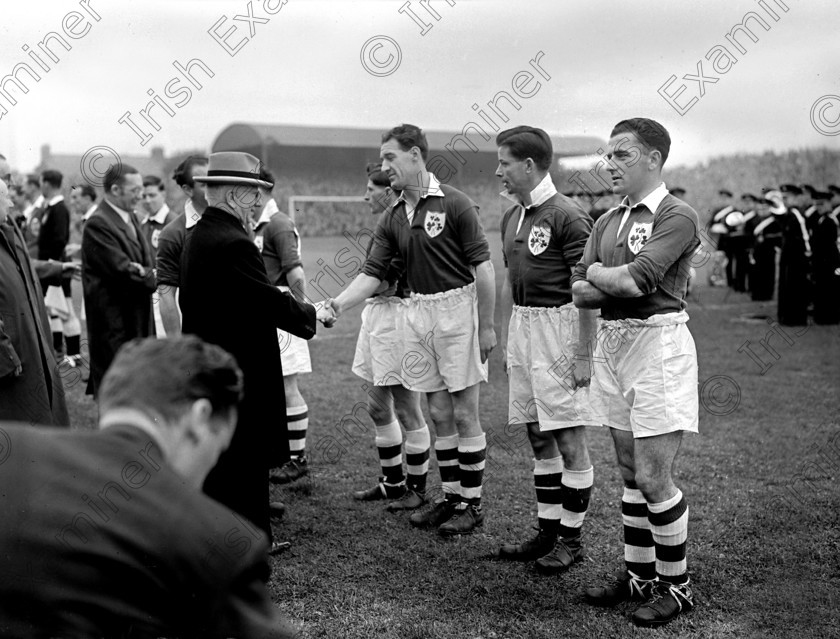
[180,152,328,542]
[0,177,70,426]
[81,164,156,396]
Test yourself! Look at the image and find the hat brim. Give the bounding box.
[194,175,273,189]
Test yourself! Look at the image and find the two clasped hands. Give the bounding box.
[313,299,339,328]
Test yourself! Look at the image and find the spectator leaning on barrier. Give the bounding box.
[0,336,299,639]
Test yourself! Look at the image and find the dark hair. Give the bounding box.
[74,184,97,202]
[104,163,140,193]
[142,175,165,191]
[366,162,390,188]
[40,169,63,189]
[496,126,554,171]
[381,124,428,161]
[172,155,208,188]
[99,336,243,424]
[25,175,40,189]
[610,118,671,166]
[258,164,275,189]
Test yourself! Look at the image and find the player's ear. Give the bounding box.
[182,398,214,446]
[649,149,662,171]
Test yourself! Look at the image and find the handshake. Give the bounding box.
[314,299,339,328]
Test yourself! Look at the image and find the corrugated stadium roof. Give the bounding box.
[213,123,603,157]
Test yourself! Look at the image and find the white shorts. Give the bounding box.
[277,286,311,376]
[589,311,699,438]
[352,296,409,386]
[402,283,488,393]
[507,303,600,430]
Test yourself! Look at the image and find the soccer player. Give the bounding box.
[155,156,208,337]
[330,124,496,535]
[251,166,313,480]
[38,170,77,362]
[351,163,430,511]
[571,118,699,627]
[140,175,176,258]
[493,126,598,573]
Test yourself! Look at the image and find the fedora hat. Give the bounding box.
[193,152,273,188]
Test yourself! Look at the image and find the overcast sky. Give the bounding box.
[1,0,838,172]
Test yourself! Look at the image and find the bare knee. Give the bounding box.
[367,388,395,425]
[633,466,675,503]
[528,424,558,459]
[426,396,453,432]
[555,427,591,469]
[392,388,424,431]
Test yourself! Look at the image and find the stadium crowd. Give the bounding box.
[0,116,838,637]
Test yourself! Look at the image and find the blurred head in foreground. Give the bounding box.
[99,336,243,487]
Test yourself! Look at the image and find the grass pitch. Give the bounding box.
[63,234,840,639]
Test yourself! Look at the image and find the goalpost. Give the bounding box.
[287,195,367,223]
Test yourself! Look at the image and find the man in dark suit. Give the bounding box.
[81,163,156,396]
[180,152,331,545]
[0,336,299,638]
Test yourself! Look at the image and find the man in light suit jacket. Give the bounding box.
[0,336,299,638]
[81,163,156,396]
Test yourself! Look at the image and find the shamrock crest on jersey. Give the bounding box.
[151,229,162,249]
[628,221,652,255]
[528,222,551,256]
[425,211,445,238]
[254,236,264,251]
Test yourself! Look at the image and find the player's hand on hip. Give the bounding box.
[479,326,496,364]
